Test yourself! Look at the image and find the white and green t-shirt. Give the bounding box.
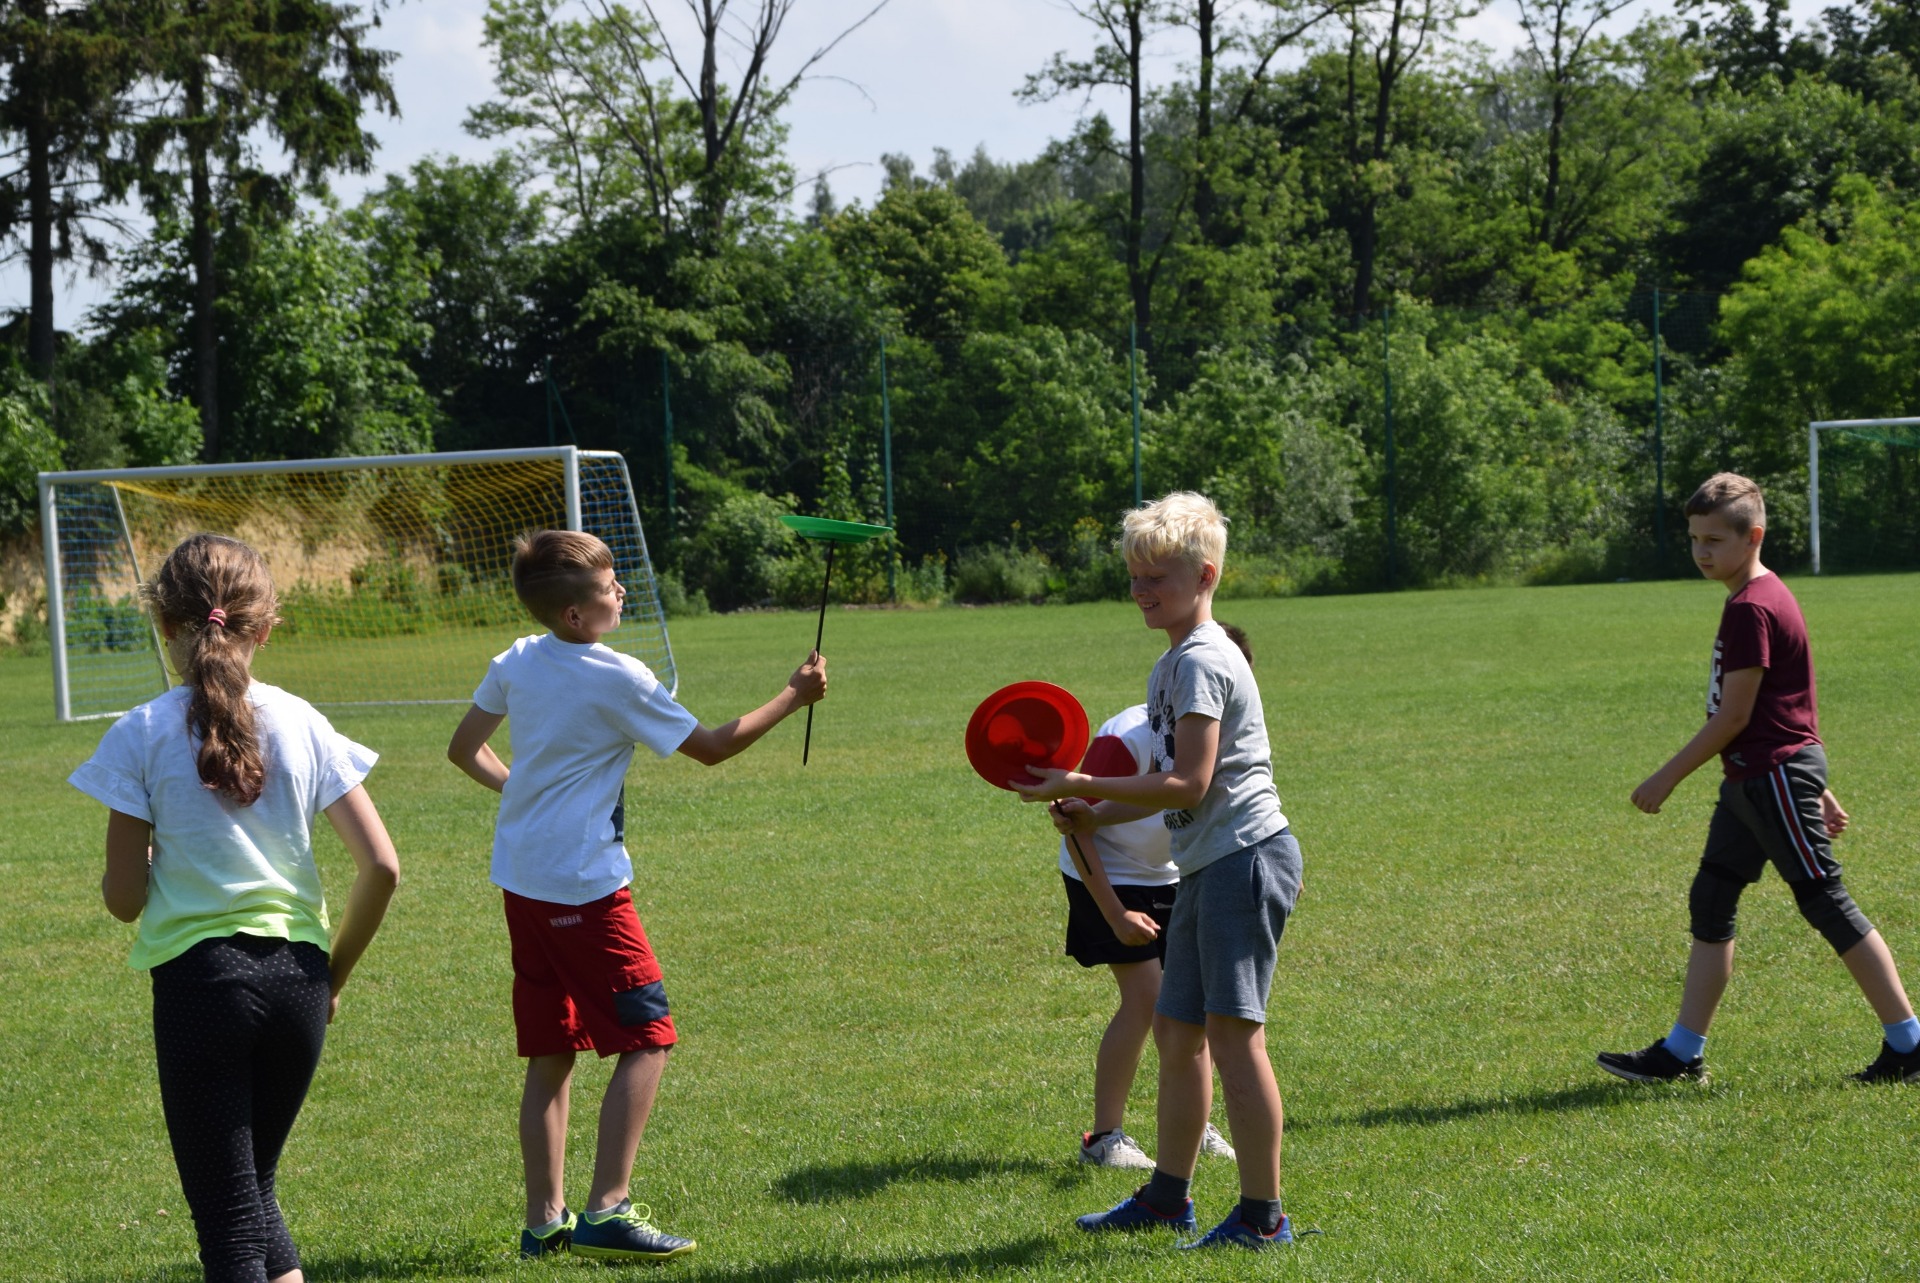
[69,682,377,970]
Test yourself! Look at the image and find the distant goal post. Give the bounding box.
[39,447,676,721]
[1808,417,1920,575]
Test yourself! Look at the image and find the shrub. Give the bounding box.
[65,584,148,653]
[683,489,801,611]
[0,388,61,537]
[951,545,1051,603]
[11,597,49,656]
[655,569,710,618]
[1052,516,1129,603]
[902,552,949,604]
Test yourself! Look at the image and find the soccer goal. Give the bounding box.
[1808,417,1920,575]
[38,447,676,721]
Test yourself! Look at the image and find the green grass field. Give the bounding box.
[4,576,1918,1281]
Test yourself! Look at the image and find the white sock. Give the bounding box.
[586,1199,630,1223]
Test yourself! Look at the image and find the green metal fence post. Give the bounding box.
[660,349,675,531]
[1652,287,1667,573]
[1384,306,1397,590]
[1129,320,1142,507]
[880,335,896,601]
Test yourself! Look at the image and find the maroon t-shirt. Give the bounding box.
[1708,572,1820,779]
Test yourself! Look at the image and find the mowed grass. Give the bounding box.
[3,575,1918,1282]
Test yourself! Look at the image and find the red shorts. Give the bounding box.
[503,887,677,1058]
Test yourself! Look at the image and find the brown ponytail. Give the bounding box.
[141,534,282,806]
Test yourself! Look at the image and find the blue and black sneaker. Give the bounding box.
[570,1200,697,1263]
[1853,1039,1920,1084]
[1075,1190,1197,1234]
[1180,1210,1293,1250]
[1597,1039,1704,1083]
[518,1209,575,1259]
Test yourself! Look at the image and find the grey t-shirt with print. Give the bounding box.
[1147,620,1287,875]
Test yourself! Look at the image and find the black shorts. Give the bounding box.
[1063,874,1176,968]
[1703,744,1843,885]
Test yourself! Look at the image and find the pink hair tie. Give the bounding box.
[206,608,228,628]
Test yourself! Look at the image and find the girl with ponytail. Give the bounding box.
[70,533,401,1283]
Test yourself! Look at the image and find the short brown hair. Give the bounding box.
[512,530,613,627]
[1685,472,1766,535]
[1218,621,1254,667]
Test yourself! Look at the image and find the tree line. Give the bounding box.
[3,0,1919,617]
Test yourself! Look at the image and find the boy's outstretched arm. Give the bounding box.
[1632,666,1761,814]
[448,706,509,792]
[1013,713,1218,811]
[678,652,827,766]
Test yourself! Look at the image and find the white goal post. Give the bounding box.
[39,447,676,721]
[1808,417,1920,575]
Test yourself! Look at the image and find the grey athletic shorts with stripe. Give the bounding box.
[1704,743,1843,884]
[1157,828,1302,1026]
[1695,743,1873,954]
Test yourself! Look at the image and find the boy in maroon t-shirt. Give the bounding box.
[1599,472,1920,1084]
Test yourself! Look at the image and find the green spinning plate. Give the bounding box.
[779,515,893,543]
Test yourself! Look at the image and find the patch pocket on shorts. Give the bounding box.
[612,976,670,1028]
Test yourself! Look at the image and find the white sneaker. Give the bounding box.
[1079,1129,1155,1169]
[1200,1122,1236,1160]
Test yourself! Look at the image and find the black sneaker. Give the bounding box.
[1852,1040,1920,1084]
[1597,1039,1704,1083]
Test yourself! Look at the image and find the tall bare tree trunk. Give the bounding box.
[1193,0,1218,248]
[1347,0,1416,318]
[1125,0,1150,345]
[24,0,56,386]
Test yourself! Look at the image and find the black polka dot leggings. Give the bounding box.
[151,935,331,1283]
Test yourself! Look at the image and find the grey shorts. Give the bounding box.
[1157,828,1302,1026]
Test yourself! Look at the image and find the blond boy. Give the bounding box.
[1017,493,1303,1250]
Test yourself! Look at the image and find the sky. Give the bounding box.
[2,0,1840,331]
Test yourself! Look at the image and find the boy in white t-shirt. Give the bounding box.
[1068,626,1253,1172]
[447,530,826,1263]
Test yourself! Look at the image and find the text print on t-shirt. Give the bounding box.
[1147,683,1195,831]
[1707,638,1725,716]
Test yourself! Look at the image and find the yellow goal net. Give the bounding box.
[38,448,676,720]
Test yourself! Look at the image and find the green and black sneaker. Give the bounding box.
[571,1200,697,1263]
[519,1209,576,1259]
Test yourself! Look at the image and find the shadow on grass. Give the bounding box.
[773,1151,1056,1204]
[71,1245,498,1283]
[1305,1081,1660,1130]
[679,1233,1055,1282]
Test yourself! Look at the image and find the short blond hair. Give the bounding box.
[1685,472,1766,536]
[1121,491,1227,574]
[512,529,613,627]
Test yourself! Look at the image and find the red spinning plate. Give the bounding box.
[965,681,1090,791]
